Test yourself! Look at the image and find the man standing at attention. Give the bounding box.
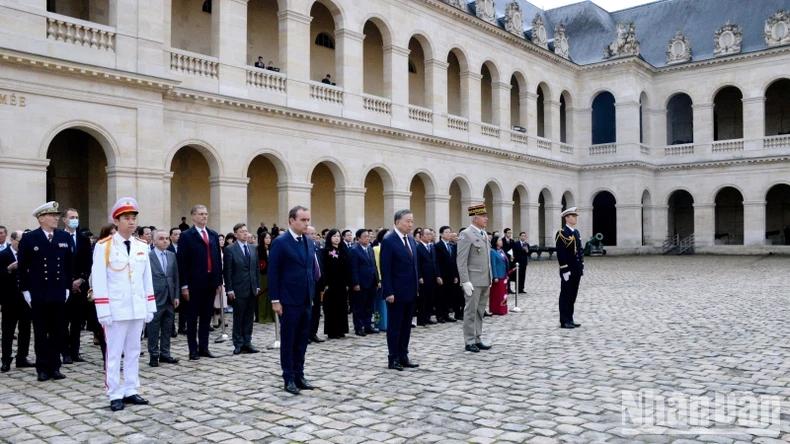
[147,230,180,367]
[380,209,420,371]
[456,204,493,353]
[268,206,317,395]
[556,207,584,329]
[224,223,260,355]
[91,197,156,411]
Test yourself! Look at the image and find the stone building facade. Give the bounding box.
[1,0,789,254]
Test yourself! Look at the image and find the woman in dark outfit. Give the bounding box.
[320,229,350,339]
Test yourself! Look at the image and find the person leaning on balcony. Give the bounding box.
[254,57,265,69]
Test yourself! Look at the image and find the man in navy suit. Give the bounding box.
[380,209,420,371]
[348,228,379,336]
[269,206,317,395]
[176,205,223,360]
[17,201,74,381]
[415,228,440,326]
[434,226,459,323]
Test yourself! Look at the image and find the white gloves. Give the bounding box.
[98,315,113,328]
[145,312,154,323]
[23,291,32,307]
[562,271,571,282]
[461,281,474,297]
[65,289,70,301]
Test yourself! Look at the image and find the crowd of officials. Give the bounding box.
[0,198,584,402]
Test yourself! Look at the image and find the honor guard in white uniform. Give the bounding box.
[91,197,156,411]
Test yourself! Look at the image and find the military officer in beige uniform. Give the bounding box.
[456,203,493,353]
[91,197,156,411]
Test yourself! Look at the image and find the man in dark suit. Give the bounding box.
[415,228,439,326]
[269,206,317,395]
[176,204,223,360]
[348,228,379,336]
[18,201,73,381]
[61,208,92,363]
[167,227,182,338]
[147,230,180,367]
[306,226,325,343]
[178,217,189,232]
[0,230,34,372]
[224,223,260,355]
[501,228,515,294]
[380,209,420,371]
[512,231,530,294]
[434,226,459,323]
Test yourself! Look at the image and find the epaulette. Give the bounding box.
[98,236,112,244]
[555,229,575,247]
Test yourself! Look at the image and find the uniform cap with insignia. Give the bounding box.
[561,207,578,218]
[110,197,140,221]
[33,201,60,218]
[467,203,487,216]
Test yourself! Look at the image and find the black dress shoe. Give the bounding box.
[198,350,218,358]
[354,330,367,337]
[572,322,581,327]
[149,358,159,367]
[364,327,379,334]
[310,335,324,343]
[437,318,446,324]
[16,359,35,368]
[446,317,458,323]
[171,330,178,338]
[72,355,86,363]
[62,355,73,365]
[483,311,492,317]
[123,394,149,405]
[189,353,200,360]
[242,345,260,354]
[233,347,242,355]
[560,323,576,329]
[401,360,419,368]
[388,361,403,371]
[284,381,300,395]
[51,370,66,380]
[476,343,492,350]
[177,328,187,335]
[428,319,437,324]
[110,399,125,411]
[465,344,481,353]
[37,371,50,381]
[1,362,10,372]
[159,356,179,364]
[295,377,314,390]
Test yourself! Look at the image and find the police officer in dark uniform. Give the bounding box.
[555,207,583,329]
[18,201,74,381]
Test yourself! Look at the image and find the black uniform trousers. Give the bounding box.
[32,299,66,374]
[516,261,527,293]
[350,287,375,332]
[177,299,189,333]
[386,299,415,364]
[558,273,581,325]
[1,300,31,364]
[309,288,322,337]
[186,287,215,354]
[434,282,453,321]
[63,291,88,358]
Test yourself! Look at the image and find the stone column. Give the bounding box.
[493,80,511,127]
[649,204,669,248]
[113,0,165,76]
[571,106,591,150]
[134,170,170,229]
[209,176,249,233]
[336,187,366,230]
[616,100,640,155]
[384,191,412,216]
[336,28,364,118]
[387,44,411,129]
[461,71,479,121]
[742,96,765,150]
[616,203,642,248]
[545,204,562,245]
[518,91,530,129]
[212,0,249,97]
[548,99,562,146]
[647,106,665,149]
[526,202,540,245]
[574,205,592,244]
[105,166,137,206]
[278,9,312,106]
[693,202,715,247]
[162,172,174,229]
[426,59,448,134]
[426,194,451,230]
[0,158,48,230]
[692,102,714,152]
[743,200,766,246]
[277,182,313,223]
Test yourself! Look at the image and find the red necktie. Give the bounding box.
[201,229,212,273]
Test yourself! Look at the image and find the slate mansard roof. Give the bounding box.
[454,0,790,67]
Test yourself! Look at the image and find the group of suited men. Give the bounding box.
[1,200,585,400]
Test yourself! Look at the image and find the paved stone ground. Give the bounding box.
[1,255,789,443]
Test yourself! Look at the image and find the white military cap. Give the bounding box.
[110,197,140,220]
[560,207,578,218]
[33,201,60,217]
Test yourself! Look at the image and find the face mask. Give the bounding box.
[67,219,79,229]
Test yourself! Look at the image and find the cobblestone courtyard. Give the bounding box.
[0,256,788,443]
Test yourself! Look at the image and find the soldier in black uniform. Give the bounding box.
[555,207,583,329]
[0,230,34,372]
[18,201,74,381]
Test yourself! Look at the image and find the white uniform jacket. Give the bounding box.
[91,233,156,321]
